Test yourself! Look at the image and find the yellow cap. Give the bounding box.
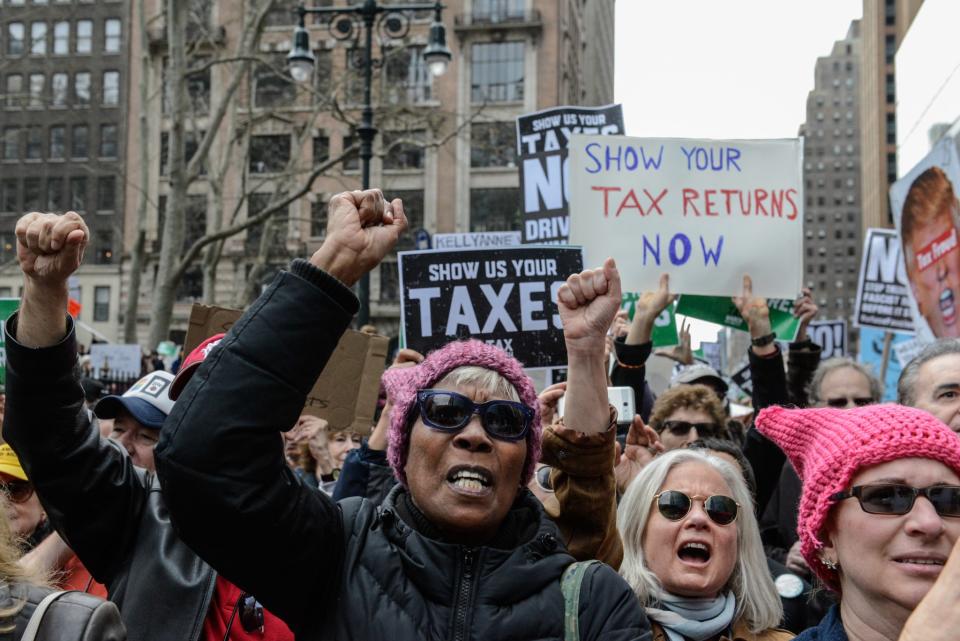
[0,445,27,482]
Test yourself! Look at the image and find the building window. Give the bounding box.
[104,18,121,52]
[74,72,91,105]
[253,54,295,108]
[100,124,118,158]
[884,34,895,64]
[471,41,524,103]
[472,0,525,21]
[1,179,18,214]
[25,126,42,160]
[245,194,289,257]
[313,134,329,167]
[28,74,44,108]
[887,153,898,182]
[391,190,424,250]
[470,188,521,231]
[95,231,113,265]
[163,56,211,114]
[7,23,25,56]
[379,261,399,303]
[263,0,296,27]
[23,177,41,210]
[97,175,115,212]
[342,134,359,171]
[310,199,327,237]
[249,135,291,173]
[51,73,68,106]
[30,22,47,55]
[69,176,86,212]
[93,286,110,321]
[312,49,333,100]
[76,20,92,53]
[159,131,204,175]
[72,125,89,158]
[1,128,19,161]
[885,0,896,25]
[471,122,515,167]
[5,75,23,108]
[53,21,69,54]
[383,45,432,104]
[49,125,65,159]
[382,130,425,170]
[102,71,119,106]
[885,73,895,104]
[47,177,63,210]
[0,235,14,264]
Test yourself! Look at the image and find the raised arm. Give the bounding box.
[154,190,405,631]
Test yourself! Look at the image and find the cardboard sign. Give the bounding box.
[516,104,624,244]
[569,135,804,299]
[620,293,679,347]
[808,320,847,359]
[184,303,388,434]
[852,228,916,333]
[89,344,143,378]
[398,246,584,368]
[0,299,19,385]
[675,295,801,341]
[890,138,960,341]
[433,232,522,250]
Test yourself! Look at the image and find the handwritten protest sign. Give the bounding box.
[517,105,624,244]
[620,293,679,347]
[808,319,847,359]
[852,228,915,333]
[0,299,19,385]
[433,232,522,250]
[399,246,583,368]
[675,295,800,341]
[569,135,803,298]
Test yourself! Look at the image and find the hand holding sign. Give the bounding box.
[16,211,88,287]
[558,258,622,356]
[311,189,408,286]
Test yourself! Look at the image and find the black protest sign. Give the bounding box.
[808,319,847,359]
[853,228,916,333]
[399,247,584,368]
[516,104,624,244]
[730,362,752,397]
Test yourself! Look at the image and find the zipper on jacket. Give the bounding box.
[451,547,477,641]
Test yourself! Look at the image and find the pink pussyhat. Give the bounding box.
[755,403,960,590]
[381,340,542,487]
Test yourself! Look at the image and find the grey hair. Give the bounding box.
[617,449,782,633]
[898,339,960,406]
[434,366,520,402]
[807,357,882,406]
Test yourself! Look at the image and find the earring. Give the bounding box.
[822,557,839,571]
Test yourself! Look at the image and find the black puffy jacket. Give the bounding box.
[156,260,650,640]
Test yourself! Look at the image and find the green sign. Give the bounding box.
[621,293,678,347]
[675,295,800,341]
[0,299,21,386]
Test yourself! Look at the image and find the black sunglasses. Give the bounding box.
[831,484,960,517]
[416,390,532,441]
[0,481,33,504]
[659,420,721,438]
[654,490,740,526]
[824,397,873,408]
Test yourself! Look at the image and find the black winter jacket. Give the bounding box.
[155,260,651,641]
[3,316,216,641]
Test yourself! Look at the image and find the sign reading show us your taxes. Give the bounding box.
[569,135,804,299]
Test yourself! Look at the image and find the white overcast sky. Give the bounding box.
[613,0,863,347]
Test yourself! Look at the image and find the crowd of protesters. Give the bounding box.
[0,193,958,640]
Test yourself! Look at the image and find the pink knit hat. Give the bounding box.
[381,340,542,487]
[756,404,960,590]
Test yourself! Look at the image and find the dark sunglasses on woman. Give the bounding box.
[831,484,960,517]
[0,480,34,504]
[416,390,533,441]
[659,420,721,438]
[654,490,740,525]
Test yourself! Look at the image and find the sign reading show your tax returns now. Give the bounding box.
[569,135,804,299]
[399,246,583,369]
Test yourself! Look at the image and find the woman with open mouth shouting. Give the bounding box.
[618,449,791,641]
[755,404,960,641]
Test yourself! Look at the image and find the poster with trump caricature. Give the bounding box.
[891,137,960,341]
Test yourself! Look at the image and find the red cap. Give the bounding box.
[169,333,226,401]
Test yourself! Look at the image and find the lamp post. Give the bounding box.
[288,1,452,327]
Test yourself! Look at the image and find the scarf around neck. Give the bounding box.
[645,591,736,641]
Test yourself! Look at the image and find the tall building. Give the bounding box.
[121,0,616,344]
[800,20,862,326]
[0,0,129,343]
[858,0,922,230]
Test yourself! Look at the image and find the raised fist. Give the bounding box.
[557,258,622,355]
[15,212,88,287]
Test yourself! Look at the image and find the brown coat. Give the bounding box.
[650,619,795,641]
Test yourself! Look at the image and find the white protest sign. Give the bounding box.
[568,135,803,299]
[808,319,847,359]
[893,336,929,369]
[433,232,522,250]
[89,344,143,377]
[852,228,916,333]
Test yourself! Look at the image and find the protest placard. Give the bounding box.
[890,138,960,341]
[399,246,583,368]
[675,295,800,341]
[730,361,753,397]
[852,228,916,333]
[89,344,143,378]
[859,327,913,401]
[0,299,19,385]
[568,135,803,298]
[433,232,523,250]
[517,104,624,244]
[620,293,679,347]
[808,319,847,359]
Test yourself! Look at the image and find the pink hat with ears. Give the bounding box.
[755,403,960,590]
[381,340,542,487]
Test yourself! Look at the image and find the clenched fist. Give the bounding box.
[557,258,622,355]
[15,211,88,287]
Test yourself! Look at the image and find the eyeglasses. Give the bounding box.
[830,484,960,517]
[535,464,554,493]
[416,390,533,441]
[659,420,721,438]
[824,397,874,408]
[654,490,740,526]
[0,481,33,504]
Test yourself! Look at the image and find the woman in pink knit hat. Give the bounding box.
[755,404,960,641]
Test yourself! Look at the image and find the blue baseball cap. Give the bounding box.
[94,371,176,430]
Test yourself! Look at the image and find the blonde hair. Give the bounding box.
[0,495,48,631]
[617,449,782,633]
